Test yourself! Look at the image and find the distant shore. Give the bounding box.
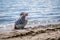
[0,24,60,40]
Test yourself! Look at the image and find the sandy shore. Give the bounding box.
[0,24,60,40]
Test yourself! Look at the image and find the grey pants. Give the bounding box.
[15,24,25,29]
[15,20,28,29]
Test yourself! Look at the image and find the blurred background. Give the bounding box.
[0,0,60,24]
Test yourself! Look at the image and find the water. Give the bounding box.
[0,0,60,24]
[0,0,60,31]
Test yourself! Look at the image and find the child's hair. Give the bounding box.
[20,12,28,16]
[20,12,24,16]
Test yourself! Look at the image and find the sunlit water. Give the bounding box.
[0,0,60,31]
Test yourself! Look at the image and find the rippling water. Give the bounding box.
[0,0,60,31]
[0,0,60,24]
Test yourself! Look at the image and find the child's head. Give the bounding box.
[20,12,28,16]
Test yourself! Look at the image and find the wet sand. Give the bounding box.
[0,24,60,40]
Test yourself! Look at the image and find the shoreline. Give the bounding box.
[0,21,60,32]
[0,24,60,40]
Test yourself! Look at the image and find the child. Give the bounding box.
[14,12,28,29]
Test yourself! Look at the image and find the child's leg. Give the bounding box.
[14,25,24,29]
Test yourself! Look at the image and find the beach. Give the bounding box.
[0,0,60,40]
[0,24,60,40]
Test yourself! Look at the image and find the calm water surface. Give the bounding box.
[0,0,60,31]
[0,0,60,24]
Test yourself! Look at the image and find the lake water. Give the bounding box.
[0,0,60,31]
[0,0,60,24]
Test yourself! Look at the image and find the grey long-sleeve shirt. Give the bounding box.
[15,16,27,25]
